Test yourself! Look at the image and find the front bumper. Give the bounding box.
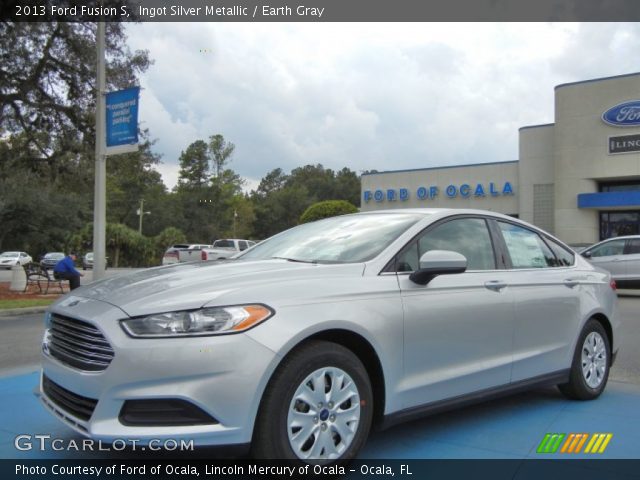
[38,297,278,446]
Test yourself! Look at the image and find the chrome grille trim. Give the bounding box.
[48,314,114,371]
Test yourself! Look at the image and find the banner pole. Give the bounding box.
[92,21,107,280]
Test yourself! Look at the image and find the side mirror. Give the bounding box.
[581,251,592,259]
[409,250,467,285]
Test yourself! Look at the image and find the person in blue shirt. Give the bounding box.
[53,252,84,290]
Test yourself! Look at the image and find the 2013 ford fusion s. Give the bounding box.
[38,209,620,462]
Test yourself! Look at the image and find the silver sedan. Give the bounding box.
[39,209,620,463]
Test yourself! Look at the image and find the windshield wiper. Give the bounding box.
[271,256,316,264]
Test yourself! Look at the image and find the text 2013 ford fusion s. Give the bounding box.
[39,209,620,462]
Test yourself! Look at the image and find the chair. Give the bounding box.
[42,268,67,294]
[23,264,47,294]
[22,264,66,294]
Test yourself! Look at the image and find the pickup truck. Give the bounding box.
[201,239,256,261]
[162,244,213,265]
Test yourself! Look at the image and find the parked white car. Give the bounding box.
[0,251,33,269]
[39,209,620,463]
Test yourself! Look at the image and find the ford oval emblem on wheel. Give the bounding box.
[602,100,640,126]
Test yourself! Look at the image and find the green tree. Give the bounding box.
[154,226,187,259]
[250,164,362,239]
[1,22,150,182]
[177,140,209,187]
[254,168,288,198]
[107,132,167,231]
[208,134,235,178]
[0,21,153,255]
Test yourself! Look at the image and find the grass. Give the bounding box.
[0,298,55,310]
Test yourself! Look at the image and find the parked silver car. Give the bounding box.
[581,235,640,289]
[40,252,65,271]
[39,209,620,462]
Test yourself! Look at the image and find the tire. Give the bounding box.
[558,319,611,400]
[252,340,373,463]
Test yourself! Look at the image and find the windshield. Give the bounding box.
[45,253,64,259]
[0,252,19,257]
[238,212,425,263]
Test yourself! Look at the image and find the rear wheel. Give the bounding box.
[558,319,610,400]
[252,341,373,462]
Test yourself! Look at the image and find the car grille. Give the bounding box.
[48,314,115,371]
[42,375,98,422]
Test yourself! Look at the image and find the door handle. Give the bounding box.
[484,280,507,291]
[564,278,579,288]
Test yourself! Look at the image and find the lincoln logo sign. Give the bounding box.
[602,100,640,127]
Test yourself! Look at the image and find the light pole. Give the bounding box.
[137,198,150,235]
[92,21,106,280]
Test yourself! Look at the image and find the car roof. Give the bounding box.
[585,235,640,248]
[357,207,525,224]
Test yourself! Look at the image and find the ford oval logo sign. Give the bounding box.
[602,100,640,127]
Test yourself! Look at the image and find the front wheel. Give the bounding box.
[252,341,373,463]
[558,319,611,400]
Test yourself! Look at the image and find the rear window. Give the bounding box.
[213,240,235,248]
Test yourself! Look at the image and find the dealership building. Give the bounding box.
[361,72,640,245]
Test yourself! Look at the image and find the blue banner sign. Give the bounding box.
[363,182,514,203]
[105,87,140,147]
[602,100,640,127]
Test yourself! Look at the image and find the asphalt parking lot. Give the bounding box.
[0,294,638,468]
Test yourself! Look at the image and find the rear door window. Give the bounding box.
[498,222,556,268]
[588,239,626,258]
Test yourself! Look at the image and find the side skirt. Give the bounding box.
[379,369,570,431]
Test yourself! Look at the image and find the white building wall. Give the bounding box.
[518,125,555,230]
[553,74,640,244]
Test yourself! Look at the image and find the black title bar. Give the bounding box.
[3,0,640,22]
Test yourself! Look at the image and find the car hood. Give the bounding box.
[62,259,365,317]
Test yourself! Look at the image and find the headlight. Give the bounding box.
[120,304,274,338]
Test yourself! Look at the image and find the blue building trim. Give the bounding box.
[577,191,640,209]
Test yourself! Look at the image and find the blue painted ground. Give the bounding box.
[1,370,639,469]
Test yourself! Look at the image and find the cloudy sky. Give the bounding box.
[124,23,640,191]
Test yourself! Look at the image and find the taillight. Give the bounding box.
[610,279,617,291]
[201,250,208,261]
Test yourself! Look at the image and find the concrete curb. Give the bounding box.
[0,306,47,318]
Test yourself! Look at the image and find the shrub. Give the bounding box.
[299,200,358,224]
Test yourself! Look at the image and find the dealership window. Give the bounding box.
[599,211,640,240]
[599,180,640,192]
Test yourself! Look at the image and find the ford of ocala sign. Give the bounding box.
[363,182,514,204]
[602,100,640,127]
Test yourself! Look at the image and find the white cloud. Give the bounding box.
[125,22,640,190]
